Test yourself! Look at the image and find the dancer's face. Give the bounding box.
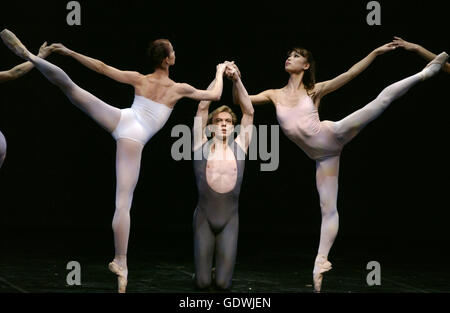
[166,43,176,65]
[285,51,310,74]
[211,112,234,141]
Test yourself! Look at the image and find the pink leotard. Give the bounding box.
[275,96,343,160]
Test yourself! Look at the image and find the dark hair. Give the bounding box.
[208,105,238,125]
[147,39,172,70]
[288,47,316,92]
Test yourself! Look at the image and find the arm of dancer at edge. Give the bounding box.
[392,36,450,74]
[247,41,398,106]
[51,43,228,102]
[228,64,254,153]
[0,42,53,83]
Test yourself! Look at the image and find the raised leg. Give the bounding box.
[314,155,340,292]
[109,138,143,293]
[334,52,449,145]
[214,214,239,290]
[1,29,121,132]
[193,208,215,289]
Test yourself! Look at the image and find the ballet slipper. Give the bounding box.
[312,255,332,293]
[108,261,128,293]
[0,29,31,60]
[421,52,449,80]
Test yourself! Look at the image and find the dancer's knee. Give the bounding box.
[195,274,212,289]
[115,192,133,212]
[215,276,231,290]
[320,203,338,219]
[375,92,393,109]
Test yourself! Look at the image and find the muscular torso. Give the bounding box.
[206,144,238,193]
[134,74,181,108]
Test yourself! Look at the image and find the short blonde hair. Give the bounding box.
[207,105,237,125]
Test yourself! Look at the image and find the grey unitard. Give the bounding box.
[193,140,245,290]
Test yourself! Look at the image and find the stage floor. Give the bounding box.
[1,231,449,293]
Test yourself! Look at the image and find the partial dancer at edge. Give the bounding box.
[393,36,450,74]
[1,29,228,293]
[231,43,448,292]
[0,41,53,169]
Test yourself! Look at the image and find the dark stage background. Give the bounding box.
[0,0,449,292]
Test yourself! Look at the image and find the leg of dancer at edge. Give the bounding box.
[0,41,54,168]
[192,64,254,290]
[0,29,228,293]
[230,42,448,292]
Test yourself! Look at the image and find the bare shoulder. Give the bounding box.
[173,82,196,95]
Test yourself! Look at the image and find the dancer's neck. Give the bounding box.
[153,66,170,77]
[212,136,229,151]
[286,72,306,92]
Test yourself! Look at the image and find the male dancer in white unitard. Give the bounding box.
[1,29,229,293]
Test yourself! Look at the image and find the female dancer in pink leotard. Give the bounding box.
[231,43,448,292]
[1,29,229,293]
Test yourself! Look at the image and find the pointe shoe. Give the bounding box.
[312,255,332,293]
[108,261,128,293]
[0,29,30,59]
[421,52,449,80]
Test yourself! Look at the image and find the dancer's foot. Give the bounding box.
[108,261,128,293]
[0,29,32,60]
[421,52,449,80]
[312,255,332,293]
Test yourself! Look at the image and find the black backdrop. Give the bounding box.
[0,1,448,261]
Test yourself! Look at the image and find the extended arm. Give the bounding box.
[315,42,398,98]
[51,43,142,85]
[229,65,273,106]
[393,36,450,74]
[0,42,53,83]
[228,65,254,152]
[177,62,227,102]
[248,89,274,106]
[193,78,216,151]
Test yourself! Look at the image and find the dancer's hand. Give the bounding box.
[225,63,241,81]
[50,43,72,56]
[37,42,53,59]
[373,42,398,55]
[392,36,418,51]
[216,62,228,74]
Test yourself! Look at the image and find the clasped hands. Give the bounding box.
[217,61,241,81]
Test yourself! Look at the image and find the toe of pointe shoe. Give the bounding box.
[313,274,323,292]
[118,276,128,293]
[0,29,28,58]
[426,52,449,67]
